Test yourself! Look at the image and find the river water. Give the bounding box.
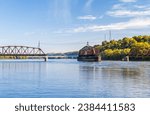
[0,59,149,98]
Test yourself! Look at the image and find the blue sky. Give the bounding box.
[0,0,150,53]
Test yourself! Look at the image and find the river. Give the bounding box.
[0,59,149,98]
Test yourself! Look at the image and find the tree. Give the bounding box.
[97,35,150,60]
[130,42,150,57]
[121,37,137,48]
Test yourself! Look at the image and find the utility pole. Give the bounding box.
[109,30,112,41]
[104,34,107,41]
[38,41,40,48]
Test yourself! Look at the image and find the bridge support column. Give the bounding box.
[122,56,129,61]
[44,56,48,62]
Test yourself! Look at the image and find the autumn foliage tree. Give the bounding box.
[95,35,150,60]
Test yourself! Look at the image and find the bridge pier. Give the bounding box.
[122,56,129,61]
[44,56,48,62]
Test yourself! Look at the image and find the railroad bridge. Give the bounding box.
[0,46,48,61]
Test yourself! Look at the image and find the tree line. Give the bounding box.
[95,35,150,60]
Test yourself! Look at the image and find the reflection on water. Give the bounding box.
[0,61,45,82]
[0,60,150,98]
[79,61,150,98]
[101,67,141,78]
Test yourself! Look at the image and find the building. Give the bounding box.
[77,42,101,62]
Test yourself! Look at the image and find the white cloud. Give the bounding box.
[85,0,94,8]
[77,15,103,20]
[70,18,150,32]
[53,0,71,23]
[134,5,147,9]
[24,32,36,36]
[107,9,150,17]
[119,0,137,3]
[112,4,125,10]
[84,0,94,12]
[108,4,150,18]
[77,15,97,20]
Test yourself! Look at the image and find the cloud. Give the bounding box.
[119,0,137,3]
[84,0,94,12]
[77,15,103,20]
[85,0,94,8]
[24,32,36,36]
[77,15,97,20]
[112,4,125,10]
[69,18,150,32]
[53,0,71,23]
[134,5,147,9]
[108,3,150,18]
[107,9,150,17]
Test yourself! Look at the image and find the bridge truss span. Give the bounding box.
[0,46,46,56]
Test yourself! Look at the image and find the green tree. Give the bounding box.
[130,42,150,57]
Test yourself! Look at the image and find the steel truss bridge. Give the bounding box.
[0,46,48,61]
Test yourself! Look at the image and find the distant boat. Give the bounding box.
[77,42,101,62]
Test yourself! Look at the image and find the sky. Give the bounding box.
[0,0,150,53]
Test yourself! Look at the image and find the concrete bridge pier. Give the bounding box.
[44,56,48,62]
[122,56,129,61]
